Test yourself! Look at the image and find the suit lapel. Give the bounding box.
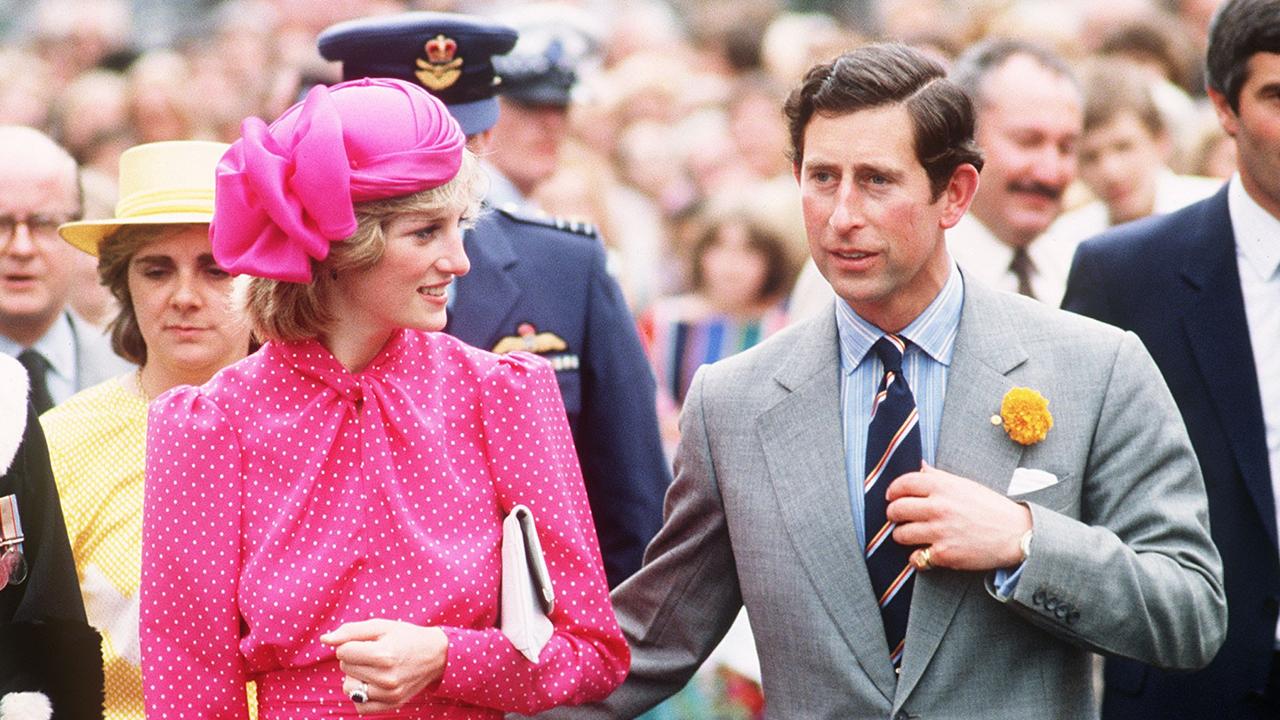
[445,218,522,350]
[757,310,898,702]
[1180,191,1277,548]
[896,281,1028,703]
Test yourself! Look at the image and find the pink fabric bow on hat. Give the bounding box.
[212,77,466,283]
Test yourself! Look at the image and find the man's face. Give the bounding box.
[1078,111,1168,225]
[1212,51,1280,219]
[797,104,975,332]
[967,55,1082,248]
[487,98,570,197]
[0,147,80,345]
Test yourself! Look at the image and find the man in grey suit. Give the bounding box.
[0,126,130,412]
[539,43,1225,719]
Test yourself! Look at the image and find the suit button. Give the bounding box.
[1054,604,1070,619]
[1045,597,1059,611]
[894,712,912,720]
[1066,611,1080,625]
[1032,589,1046,606]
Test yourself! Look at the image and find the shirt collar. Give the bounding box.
[0,312,77,384]
[836,261,964,374]
[954,213,1059,267]
[1229,174,1280,281]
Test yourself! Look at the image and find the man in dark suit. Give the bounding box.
[1063,1,1280,716]
[318,12,670,588]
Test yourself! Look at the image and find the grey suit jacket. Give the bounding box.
[70,312,133,392]
[542,280,1225,719]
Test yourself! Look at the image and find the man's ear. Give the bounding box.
[1207,88,1240,139]
[939,163,980,229]
[466,129,494,154]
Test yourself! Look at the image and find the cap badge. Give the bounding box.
[492,322,568,355]
[416,34,463,90]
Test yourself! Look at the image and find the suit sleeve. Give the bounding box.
[529,368,746,719]
[1061,240,1116,323]
[1001,331,1227,670]
[141,388,248,719]
[434,352,629,714]
[576,241,671,587]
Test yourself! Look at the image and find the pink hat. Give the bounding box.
[211,77,465,283]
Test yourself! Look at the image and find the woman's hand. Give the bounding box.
[320,619,449,714]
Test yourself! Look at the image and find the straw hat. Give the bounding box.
[58,140,229,256]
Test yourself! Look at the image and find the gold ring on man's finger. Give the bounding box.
[914,547,933,571]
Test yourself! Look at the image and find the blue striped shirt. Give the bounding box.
[837,264,964,549]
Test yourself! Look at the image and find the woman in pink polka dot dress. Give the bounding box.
[139,78,629,718]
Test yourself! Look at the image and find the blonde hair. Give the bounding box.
[246,150,484,342]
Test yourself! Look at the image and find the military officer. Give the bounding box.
[318,12,670,587]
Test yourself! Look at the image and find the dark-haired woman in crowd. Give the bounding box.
[639,202,798,454]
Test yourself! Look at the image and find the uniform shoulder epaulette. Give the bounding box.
[495,203,598,238]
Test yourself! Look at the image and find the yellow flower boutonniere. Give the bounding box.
[993,387,1054,445]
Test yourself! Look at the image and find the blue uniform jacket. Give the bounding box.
[445,206,671,587]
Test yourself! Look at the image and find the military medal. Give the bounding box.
[0,494,27,587]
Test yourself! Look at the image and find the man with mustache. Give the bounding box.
[947,40,1083,306]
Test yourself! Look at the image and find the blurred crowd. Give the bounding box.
[0,0,1235,314]
[0,0,1238,443]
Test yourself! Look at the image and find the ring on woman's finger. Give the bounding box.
[349,680,370,704]
[913,546,934,571]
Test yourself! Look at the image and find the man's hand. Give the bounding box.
[320,619,448,714]
[886,463,1032,571]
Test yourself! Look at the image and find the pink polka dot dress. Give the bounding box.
[140,329,629,718]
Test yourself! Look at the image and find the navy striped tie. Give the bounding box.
[863,334,922,667]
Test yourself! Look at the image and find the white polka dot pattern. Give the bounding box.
[140,330,629,718]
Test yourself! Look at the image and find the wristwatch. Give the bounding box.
[1018,528,1034,563]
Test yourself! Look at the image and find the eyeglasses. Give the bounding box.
[0,213,78,245]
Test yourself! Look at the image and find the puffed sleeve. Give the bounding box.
[433,352,629,714]
[141,387,248,719]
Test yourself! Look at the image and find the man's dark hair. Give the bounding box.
[950,38,1078,112]
[784,43,984,200]
[1206,0,1280,112]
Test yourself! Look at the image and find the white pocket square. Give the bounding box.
[1007,467,1059,496]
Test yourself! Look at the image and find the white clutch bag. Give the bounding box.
[501,505,556,663]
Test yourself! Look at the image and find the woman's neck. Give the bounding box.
[323,322,396,373]
[138,361,224,401]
